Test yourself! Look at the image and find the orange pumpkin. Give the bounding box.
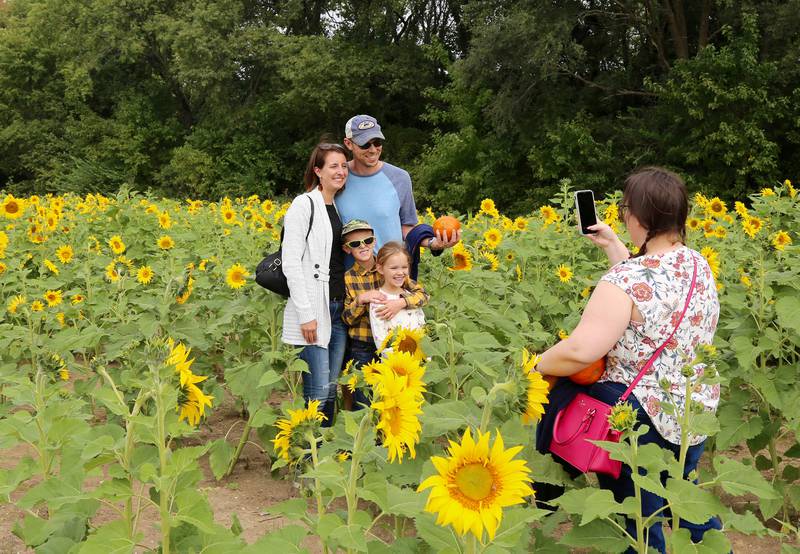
[569,357,606,385]
[433,216,461,241]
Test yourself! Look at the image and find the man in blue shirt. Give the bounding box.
[337,114,461,254]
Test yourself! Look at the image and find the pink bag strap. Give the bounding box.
[618,254,698,403]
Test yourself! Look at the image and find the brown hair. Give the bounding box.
[303,143,349,192]
[376,241,412,268]
[622,166,688,257]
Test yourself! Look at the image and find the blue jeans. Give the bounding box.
[344,338,375,410]
[590,381,723,553]
[299,301,347,427]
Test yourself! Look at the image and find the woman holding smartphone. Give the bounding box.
[281,143,349,426]
[535,167,723,552]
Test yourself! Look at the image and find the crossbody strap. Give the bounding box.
[619,253,698,402]
[278,194,315,246]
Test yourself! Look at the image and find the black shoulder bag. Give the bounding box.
[255,196,314,297]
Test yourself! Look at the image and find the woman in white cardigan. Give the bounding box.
[281,143,349,426]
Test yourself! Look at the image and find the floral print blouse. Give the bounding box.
[600,246,721,445]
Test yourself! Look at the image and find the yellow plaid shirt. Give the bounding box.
[342,262,429,342]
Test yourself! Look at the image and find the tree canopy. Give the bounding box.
[1,0,799,212]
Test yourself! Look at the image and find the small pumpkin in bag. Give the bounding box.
[569,356,606,385]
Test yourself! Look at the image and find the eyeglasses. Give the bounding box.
[356,139,384,149]
[345,236,376,249]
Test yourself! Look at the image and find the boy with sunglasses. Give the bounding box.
[340,219,429,409]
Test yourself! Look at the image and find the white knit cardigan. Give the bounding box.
[280,188,337,347]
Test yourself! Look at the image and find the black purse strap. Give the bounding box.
[278,195,315,246]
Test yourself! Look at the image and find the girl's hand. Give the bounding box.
[375,298,405,320]
[301,320,318,343]
[584,222,619,249]
[358,290,387,305]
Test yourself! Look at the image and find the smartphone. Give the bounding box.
[574,190,598,235]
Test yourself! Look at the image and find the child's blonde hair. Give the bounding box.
[376,241,412,268]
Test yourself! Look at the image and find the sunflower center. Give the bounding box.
[6,202,19,214]
[454,463,495,502]
[397,336,417,355]
[453,253,467,269]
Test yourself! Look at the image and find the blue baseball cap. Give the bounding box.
[344,115,385,147]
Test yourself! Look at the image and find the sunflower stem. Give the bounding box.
[306,430,325,520]
[225,416,253,477]
[345,412,372,535]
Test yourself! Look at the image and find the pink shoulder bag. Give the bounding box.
[549,255,698,479]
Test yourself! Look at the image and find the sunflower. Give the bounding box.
[31,300,44,312]
[519,348,549,424]
[176,276,195,304]
[371,369,423,463]
[1,194,26,219]
[580,287,591,298]
[700,246,720,279]
[56,245,74,264]
[137,265,154,284]
[225,263,249,289]
[374,350,426,398]
[687,217,701,231]
[556,263,573,283]
[557,329,569,340]
[158,211,172,229]
[391,327,426,362]
[515,264,522,282]
[761,187,775,197]
[608,403,637,432]
[693,193,709,208]
[221,207,238,225]
[480,198,499,218]
[701,219,715,234]
[176,371,214,425]
[0,262,6,275]
[261,199,275,215]
[166,338,195,377]
[742,216,763,238]
[417,428,534,541]
[706,197,726,218]
[603,203,619,225]
[108,235,125,254]
[786,180,797,198]
[8,294,26,314]
[272,400,326,462]
[71,294,85,305]
[481,228,501,249]
[449,242,473,271]
[44,289,63,307]
[482,251,499,271]
[539,205,560,225]
[714,226,726,239]
[155,235,174,250]
[734,201,748,218]
[46,353,70,381]
[105,261,120,282]
[44,258,59,275]
[56,312,65,327]
[740,274,752,288]
[772,230,792,251]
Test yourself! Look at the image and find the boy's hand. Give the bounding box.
[375,298,406,320]
[358,290,387,305]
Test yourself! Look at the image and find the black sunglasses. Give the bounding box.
[356,139,384,149]
[345,236,376,249]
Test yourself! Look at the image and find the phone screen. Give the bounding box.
[575,191,598,234]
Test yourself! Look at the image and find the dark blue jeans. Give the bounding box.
[589,381,723,553]
[343,338,374,410]
[299,301,347,427]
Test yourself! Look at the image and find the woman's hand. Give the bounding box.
[584,222,630,265]
[584,222,618,248]
[301,320,318,344]
[374,298,406,320]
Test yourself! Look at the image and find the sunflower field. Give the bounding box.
[0,181,798,553]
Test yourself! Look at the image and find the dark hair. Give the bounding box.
[376,241,412,268]
[303,143,349,192]
[622,166,688,257]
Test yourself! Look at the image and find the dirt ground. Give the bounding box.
[0,393,795,553]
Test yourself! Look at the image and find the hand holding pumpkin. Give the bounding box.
[432,216,462,249]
